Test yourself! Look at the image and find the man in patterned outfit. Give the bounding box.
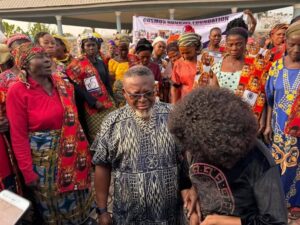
[92,66,194,225]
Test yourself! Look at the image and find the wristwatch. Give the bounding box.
[96,207,107,215]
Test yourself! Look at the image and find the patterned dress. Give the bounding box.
[92,102,189,225]
[0,69,22,193]
[66,56,115,143]
[266,58,300,207]
[7,75,94,225]
[211,59,241,92]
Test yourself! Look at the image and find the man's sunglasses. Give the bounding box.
[124,90,155,100]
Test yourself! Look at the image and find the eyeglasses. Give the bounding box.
[124,90,155,100]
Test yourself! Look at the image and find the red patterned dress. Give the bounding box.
[6,74,93,224]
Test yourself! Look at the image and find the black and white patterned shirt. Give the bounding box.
[92,102,189,225]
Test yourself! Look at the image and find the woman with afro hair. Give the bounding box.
[168,87,287,225]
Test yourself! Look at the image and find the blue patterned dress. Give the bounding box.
[265,58,300,207]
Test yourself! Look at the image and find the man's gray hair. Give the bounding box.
[124,65,154,79]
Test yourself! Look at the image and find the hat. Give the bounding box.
[115,34,131,46]
[6,33,31,48]
[167,34,180,45]
[183,25,195,33]
[178,32,202,48]
[0,44,11,65]
[286,21,300,38]
[80,32,103,48]
[14,42,44,70]
[152,36,166,47]
[53,34,71,53]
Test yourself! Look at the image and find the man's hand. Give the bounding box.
[98,212,112,225]
[0,117,9,133]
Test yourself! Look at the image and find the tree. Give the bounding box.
[1,21,25,36]
[26,23,56,38]
[82,28,93,34]
[64,33,75,38]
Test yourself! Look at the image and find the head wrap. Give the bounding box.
[286,21,300,38]
[167,34,180,45]
[53,34,71,53]
[6,33,31,48]
[115,34,131,46]
[0,44,11,65]
[178,32,202,49]
[152,36,166,47]
[80,32,103,49]
[270,23,288,36]
[183,25,195,33]
[135,38,153,53]
[14,42,44,70]
[108,40,116,46]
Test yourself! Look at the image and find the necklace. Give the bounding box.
[278,68,300,115]
[283,68,300,100]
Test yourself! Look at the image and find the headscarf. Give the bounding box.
[178,32,202,49]
[108,40,116,46]
[53,34,71,53]
[152,36,166,47]
[115,34,131,46]
[80,32,103,49]
[286,21,300,38]
[0,44,11,65]
[6,33,31,48]
[270,23,288,36]
[135,38,153,53]
[14,42,44,70]
[167,34,180,45]
[183,25,195,33]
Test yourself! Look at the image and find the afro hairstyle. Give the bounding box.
[168,87,258,169]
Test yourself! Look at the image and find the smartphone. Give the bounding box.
[0,190,30,225]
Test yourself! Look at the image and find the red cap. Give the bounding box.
[183,25,195,33]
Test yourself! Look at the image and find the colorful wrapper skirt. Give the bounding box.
[29,130,94,225]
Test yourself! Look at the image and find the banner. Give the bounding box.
[132,12,243,44]
[255,6,293,33]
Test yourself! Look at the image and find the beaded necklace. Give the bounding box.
[283,68,300,102]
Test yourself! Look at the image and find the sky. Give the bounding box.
[3,19,117,38]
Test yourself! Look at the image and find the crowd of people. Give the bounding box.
[0,9,299,225]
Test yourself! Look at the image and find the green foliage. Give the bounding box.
[26,23,56,38]
[1,21,56,39]
[63,32,74,37]
[82,28,93,34]
[2,21,25,36]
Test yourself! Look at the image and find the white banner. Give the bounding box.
[132,12,243,44]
